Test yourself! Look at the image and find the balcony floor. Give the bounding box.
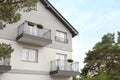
[16,33,52,46]
[0,65,11,73]
[50,70,80,76]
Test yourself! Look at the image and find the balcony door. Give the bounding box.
[24,23,38,36]
[30,25,38,36]
[56,53,66,70]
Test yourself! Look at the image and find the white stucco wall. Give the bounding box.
[0,1,72,51]
[0,73,51,80]
[0,38,72,71]
[0,1,74,80]
[0,73,72,80]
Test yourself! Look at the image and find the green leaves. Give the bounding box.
[81,32,120,80]
[117,31,120,43]
[0,43,14,59]
[109,69,120,80]
[0,0,38,27]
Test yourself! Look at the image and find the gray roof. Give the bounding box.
[40,0,79,37]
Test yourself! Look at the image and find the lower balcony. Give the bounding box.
[0,58,11,73]
[50,59,80,76]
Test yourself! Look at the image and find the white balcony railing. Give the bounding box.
[51,59,79,71]
[0,58,10,66]
[17,21,51,40]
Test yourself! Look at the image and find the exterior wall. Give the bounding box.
[0,73,51,80]
[0,73,72,80]
[0,38,72,71]
[0,1,74,80]
[0,1,72,52]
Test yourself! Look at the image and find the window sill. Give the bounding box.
[21,60,38,63]
[55,39,68,44]
[55,36,68,44]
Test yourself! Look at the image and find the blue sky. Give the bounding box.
[49,0,120,70]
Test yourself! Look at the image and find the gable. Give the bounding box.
[40,0,79,37]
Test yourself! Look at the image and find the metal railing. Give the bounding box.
[55,36,68,43]
[51,59,79,71]
[17,21,51,40]
[0,22,2,28]
[0,58,10,66]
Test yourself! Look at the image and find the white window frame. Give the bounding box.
[22,48,38,62]
[56,53,67,60]
[55,30,67,43]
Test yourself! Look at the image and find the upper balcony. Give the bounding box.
[0,58,11,73]
[50,59,80,76]
[16,21,52,46]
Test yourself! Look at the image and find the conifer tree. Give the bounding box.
[0,0,38,29]
[81,32,120,80]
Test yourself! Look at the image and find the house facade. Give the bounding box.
[0,0,79,80]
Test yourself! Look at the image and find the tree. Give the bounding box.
[0,0,38,29]
[0,43,14,60]
[81,32,120,80]
[82,69,108,80]
[73,76,81,80]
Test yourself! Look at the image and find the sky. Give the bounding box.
[49,0,120,70]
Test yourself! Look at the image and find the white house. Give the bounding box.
[0,0,79,80]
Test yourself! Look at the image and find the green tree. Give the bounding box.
[82,76,93,80]
[0,43,14,60]
[0,0,38,29]
[81,32,120,80]
[73,77,77,80]
[73,77,81,80]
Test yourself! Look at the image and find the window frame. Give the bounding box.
[55,30,68,43]
[21,48,38,63]
[56,53,67,60]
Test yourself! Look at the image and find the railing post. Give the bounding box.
[50,61,52,71]
[64,60,67,70]
[49,30,51,40]
[57,59,60,70]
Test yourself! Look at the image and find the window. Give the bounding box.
[22,48,38,62]
[56,53,67,60]
[55,30,68,43]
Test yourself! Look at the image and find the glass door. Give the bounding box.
[56,53,67,70]
[24,23,38,36]
[32,25,38,36]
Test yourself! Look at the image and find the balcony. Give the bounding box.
[0,58,11,73]
[50,59,80,76]
[16,21,52,46]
